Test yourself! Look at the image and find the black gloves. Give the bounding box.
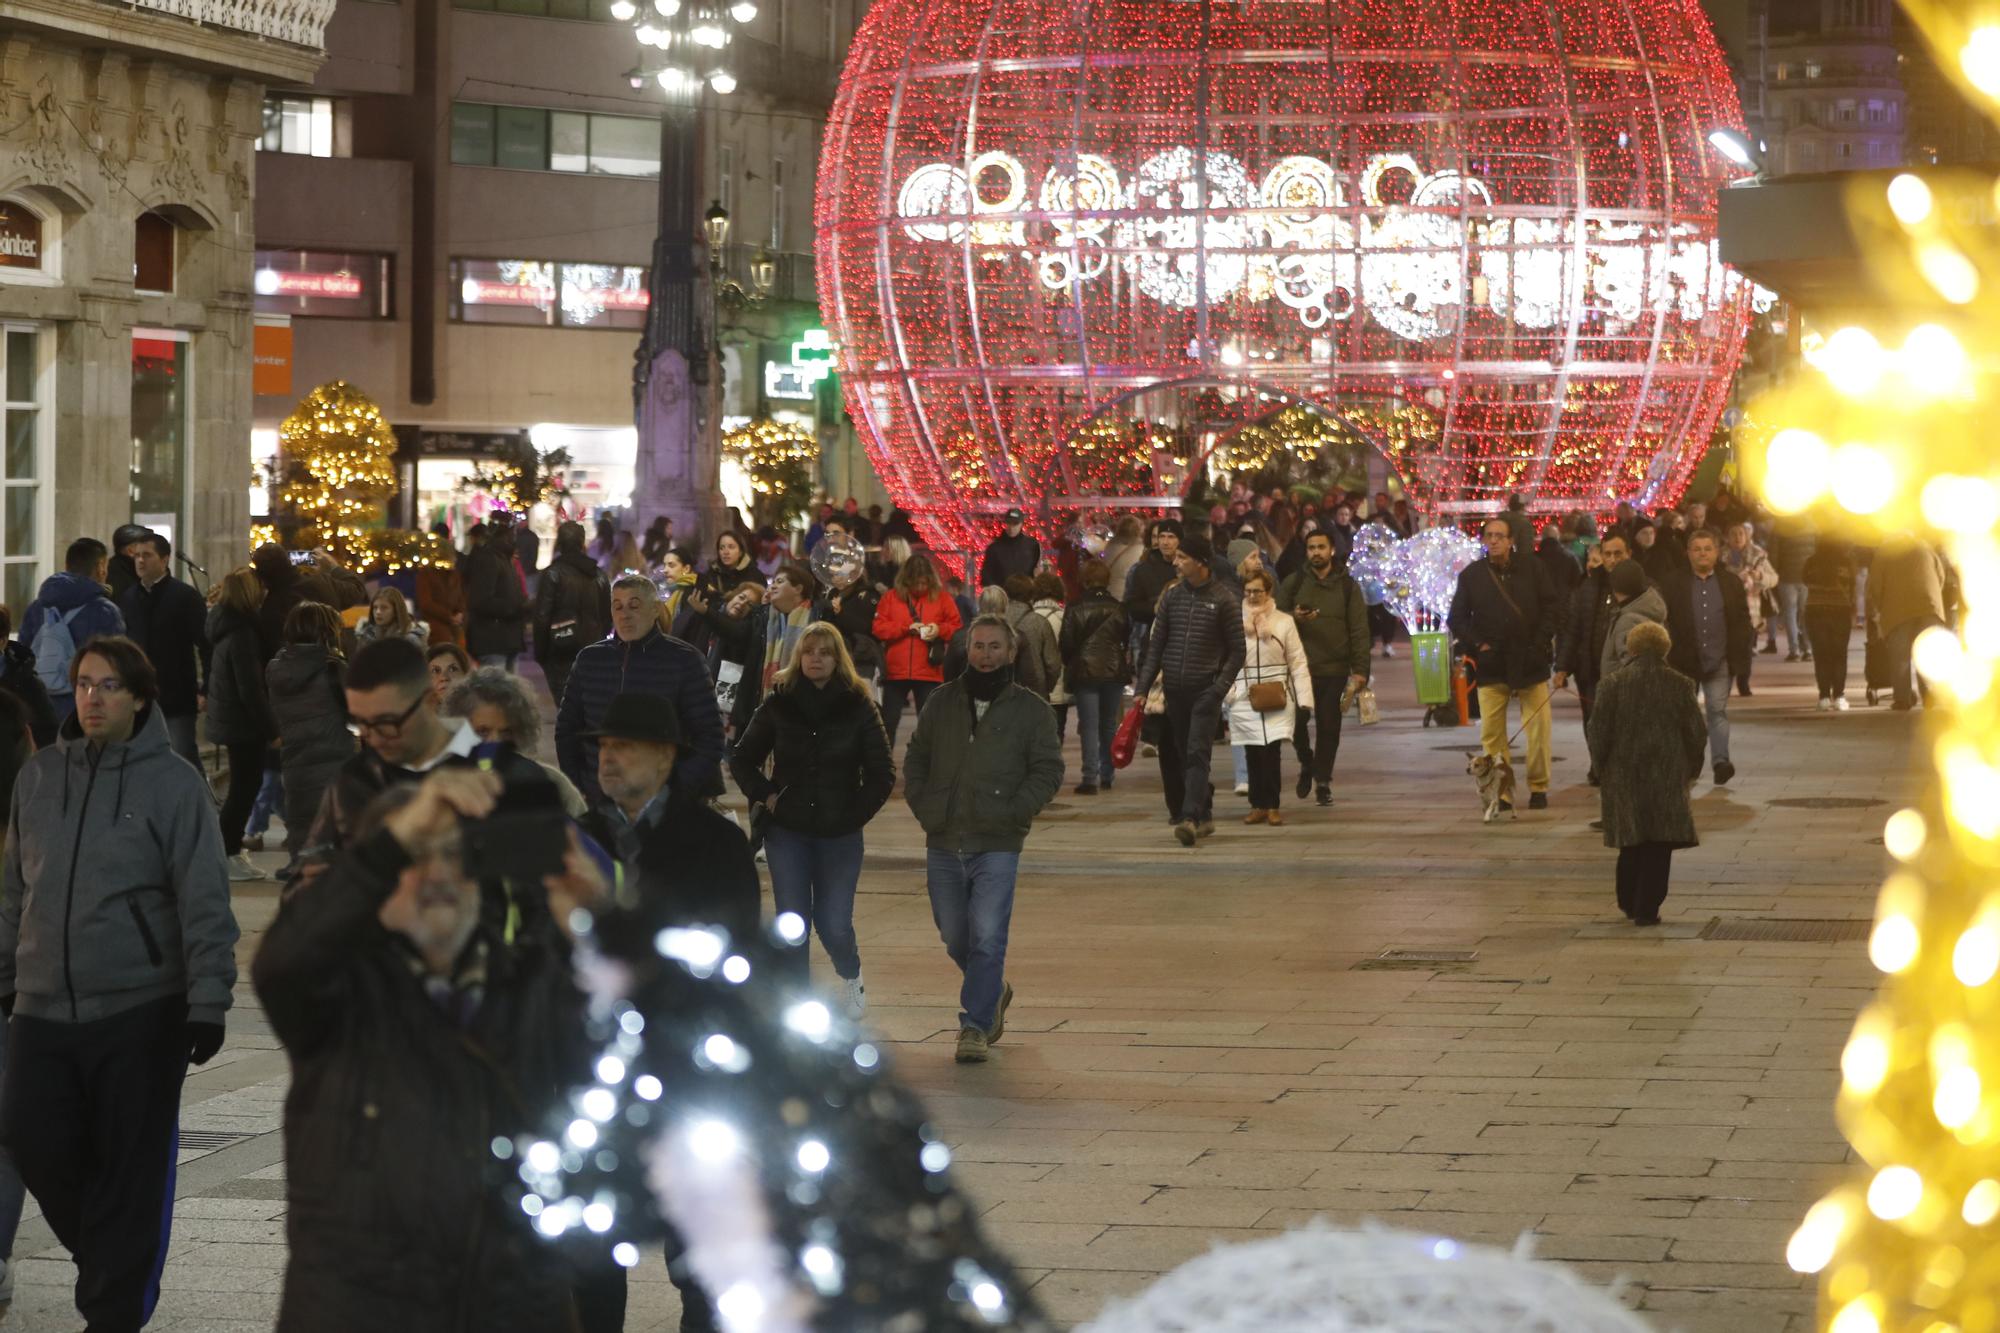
[187,1021,225,1066]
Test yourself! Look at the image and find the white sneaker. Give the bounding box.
[1233,782,1249,796]
[840,974,866,1018]
[1383,644,1396,657]
[1834,696,1851,711]
[1817,697,1832,712]
[225,853,263,882]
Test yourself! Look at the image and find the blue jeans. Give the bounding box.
[246,763,284,838]
[1699,665,1732,767]
[925,849,1020,1032]
[164,713,200,769]
[1777,582,1808,657]
[1231,745,1248,787]
[1072,682,1123,788]
[763,826,863,981]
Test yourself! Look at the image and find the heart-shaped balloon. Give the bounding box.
[1346,525,1481,632]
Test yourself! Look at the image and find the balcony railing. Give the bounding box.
[125,0,335,49]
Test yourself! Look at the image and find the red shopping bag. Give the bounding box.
[1110,701,1145,770]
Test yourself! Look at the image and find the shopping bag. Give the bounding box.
[1355,687,1380,725]
[1410,630,1452,705]
[1110,701,1146,770]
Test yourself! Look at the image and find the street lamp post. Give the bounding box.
[624,0,754,549]
[700,199,775,526]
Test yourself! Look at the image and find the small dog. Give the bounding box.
[1466,752,1516,823]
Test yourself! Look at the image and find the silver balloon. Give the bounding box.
[810,533,868,588]
[1068,521,1114,557]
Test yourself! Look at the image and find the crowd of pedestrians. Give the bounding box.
[0,484,1962,1330]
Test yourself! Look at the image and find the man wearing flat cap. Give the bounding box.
[979,507,1042,590]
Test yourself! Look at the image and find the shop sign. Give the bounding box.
[253,322,293,397]
[0,203,43,270]
[256,269,364,300]
[394,425,529,458]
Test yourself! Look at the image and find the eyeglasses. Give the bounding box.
[75,677,128,698]
[347,693,426,739]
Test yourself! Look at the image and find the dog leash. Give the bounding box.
[1502,679,1566,751]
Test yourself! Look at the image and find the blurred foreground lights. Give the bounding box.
[526,1140,561,1174]
[1867,1165,1924,1221]
[716,1282,765,1328]
[1830,1296,1884,1333]
[971,1280,1006,1315]
[1887,173,1934,225]
[1965,1179,2000,1226]
[1764,429,1832,512]
[687,1117,743,1164]
[1843,1019,1893,1095]
[1953,919,2000,987]
[613,1242,641,1268]
[1830,443,1895,516]
[775,912,807,945]
[1918,242,1981,305]
[595,1055,627,1084]
[1822,326,1886,397]
[1964,24,2000,97]
[722,954,752,984]
[802,1243,842,1293]
[657,928,725,975]
[1884,808,1927,861]
[580,1088,618,1123]
[583,1201,615,1233]
[1869,913,1920,974]
[796,1139,831,1173]
[566,1118,600,1150]
[1900,324,1969,398]
[633,1074,664,1101]
[785,1000,833,1042]
[1935,1065,1982,1130]
[921,1141,952,1173]
[1922,475,2000,536]
[1943,746,2000,838]
[1788,1197,1850,1273]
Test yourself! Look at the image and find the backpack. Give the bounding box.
[33,604,87,695]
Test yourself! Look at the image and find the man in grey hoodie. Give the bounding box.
[0,634,238,1332]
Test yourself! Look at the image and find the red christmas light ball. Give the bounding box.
[815,0,1755,556]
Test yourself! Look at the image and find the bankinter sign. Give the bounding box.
[0,204,42,270]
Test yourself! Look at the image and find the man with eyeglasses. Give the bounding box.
[293,636,482,884]
[0,634,238,1331]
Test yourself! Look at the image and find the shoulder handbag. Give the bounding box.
[1244,633,1288,712]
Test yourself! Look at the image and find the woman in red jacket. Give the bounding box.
[871,552,961,749]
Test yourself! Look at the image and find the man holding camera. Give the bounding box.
[254,765,602,1331]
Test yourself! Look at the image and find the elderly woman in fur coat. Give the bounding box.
[1586,620,1708,925]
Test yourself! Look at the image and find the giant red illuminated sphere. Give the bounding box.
[815,0,1754,554]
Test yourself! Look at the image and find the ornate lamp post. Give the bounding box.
[625,0,754,547]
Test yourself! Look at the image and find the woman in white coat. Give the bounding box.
[1227,562,1315,826]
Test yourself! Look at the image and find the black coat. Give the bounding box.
[978,532,1042,589]
[1136,577,1245,697]
[1446,555,1559,689]
[461,541,527,660]
[266,645,357,773]
[118,575,209,716]
[1662,567,1753,681]
[817,583,883,675]
[580,789,761,945]
[553,629,725,804]
[1558,568,1619,695]
[1059,589,1129,688]
[0,640,58,748]
[251,830,583,1333]
[1123,551,1175,627]
[531,550,610,664]
[729,679,894,839]
[1587,654,1707,849]
[205,604,277,746]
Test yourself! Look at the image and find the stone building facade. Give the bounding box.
[0,0,324,605]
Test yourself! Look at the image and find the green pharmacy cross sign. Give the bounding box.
[765,328,836,401]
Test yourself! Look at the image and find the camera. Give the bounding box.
[287,549,316,567]
[461,748,570,883]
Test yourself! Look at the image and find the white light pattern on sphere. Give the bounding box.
[816,0,1756,554]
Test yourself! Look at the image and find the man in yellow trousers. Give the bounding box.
[1448,516,1561,810]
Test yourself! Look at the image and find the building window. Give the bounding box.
[254,249,394,318]
[1806,61,1823,78]
[261,95,335,157]
[134,213,175,294]
[720,142,735,215]
[453,0,623,17]
[131,331,189,550]
[1,325,44,613]
[451,103,659,177]
[1773,63,1791,82]
[770,158,785,251]
[450,258,649,328]
[1838,142,1853,160]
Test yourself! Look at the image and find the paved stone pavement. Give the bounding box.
[3,646,1910,1331]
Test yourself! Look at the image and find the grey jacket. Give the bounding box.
[1,705,239,1024]
[1587,653,1707,850]
[1598,586,1669,684]
[1003,602,1060,699]
[903,677,1063,854]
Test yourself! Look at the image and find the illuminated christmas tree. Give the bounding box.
[275,380,399,561]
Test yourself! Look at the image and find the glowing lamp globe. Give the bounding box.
[814,0,1756,554]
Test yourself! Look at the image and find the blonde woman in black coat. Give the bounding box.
[1586,620,1708,925]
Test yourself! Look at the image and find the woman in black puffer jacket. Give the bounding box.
[266,602,357,865]
[729,622,894,1012]
[1058,559,1129,796]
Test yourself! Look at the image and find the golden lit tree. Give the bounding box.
[276,380,399,560]
[1759,6,2000,1328]
[724,419,818,528]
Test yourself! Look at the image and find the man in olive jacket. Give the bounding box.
[1276,529,1371,806]
[903,615,1062,1064]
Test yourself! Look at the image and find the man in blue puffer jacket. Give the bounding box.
[18,537,125,719]
[555,573,724,806]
